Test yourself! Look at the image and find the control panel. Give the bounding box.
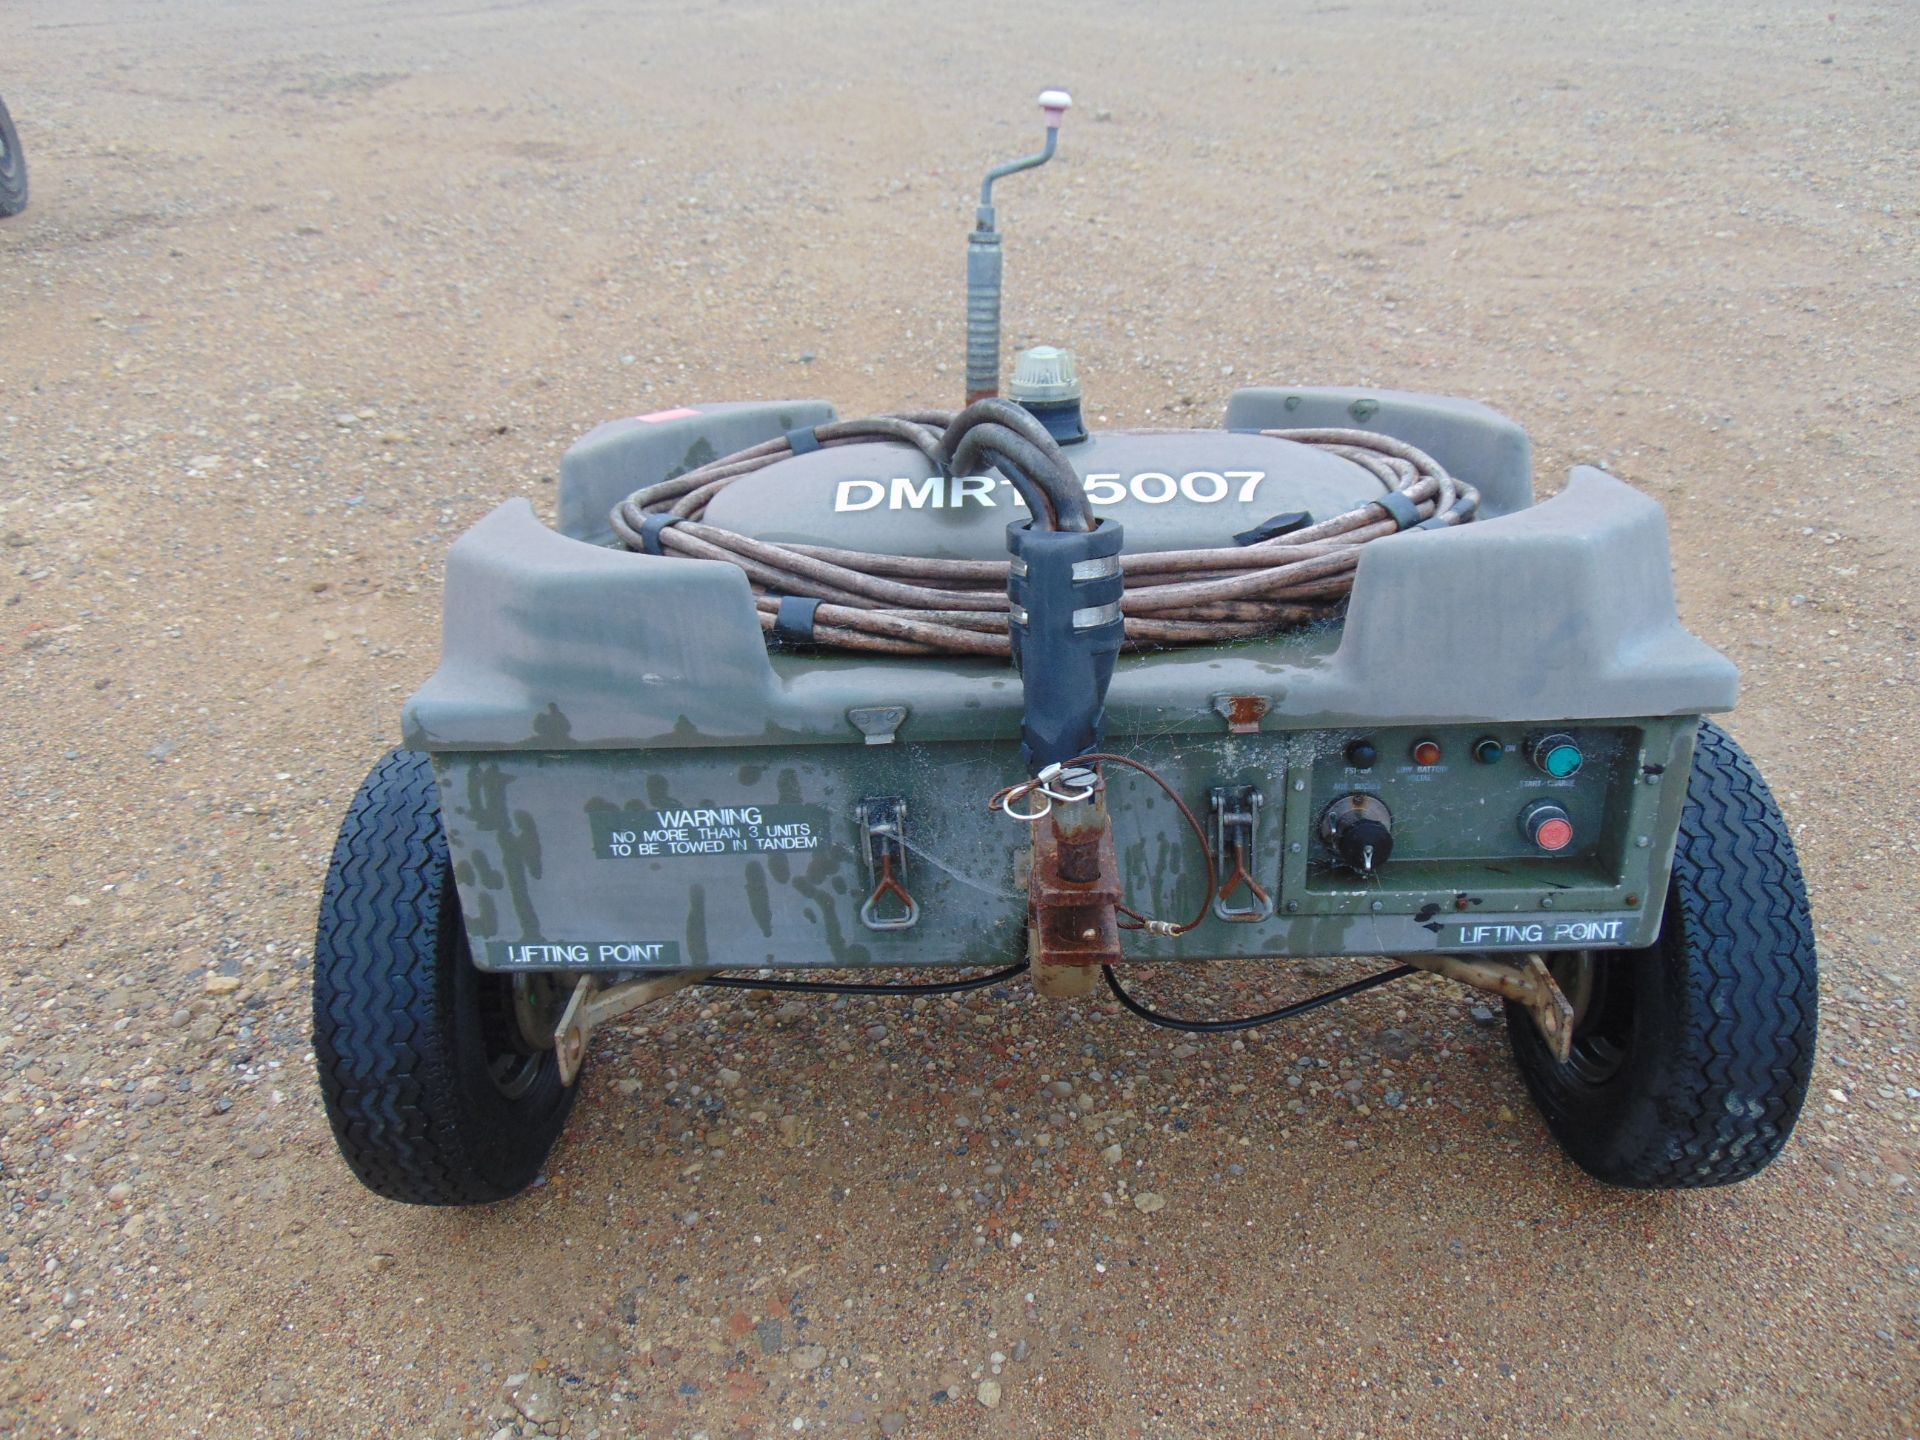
[1303,724,1626,875]
[1268,719,1694,925]
[1100,715,1696,956]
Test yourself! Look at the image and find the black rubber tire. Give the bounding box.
[1506,719,1817,1188]
[313,749,577,1205]
[0,96,27,218]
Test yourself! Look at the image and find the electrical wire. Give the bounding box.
[698,955,1414,1031]
[610,408,1478,656]
[1100,961,1416,1034]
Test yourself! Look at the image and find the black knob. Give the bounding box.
[1320,794,1394,874]
[1345,739,1378,769]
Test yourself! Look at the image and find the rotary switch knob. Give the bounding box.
[1320,793,1394,874]
[1520,801,1576,853]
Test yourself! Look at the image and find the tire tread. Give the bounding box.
[1509,719,1817,1188]
[312,750,571,1205]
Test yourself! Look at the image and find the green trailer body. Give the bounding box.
[403,390,1731,977]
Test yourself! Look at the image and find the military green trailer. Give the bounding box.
[313,93,1815,1206]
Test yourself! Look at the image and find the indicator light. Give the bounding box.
[1520,801,1576,852]
[1411,738,1442,767]
[1529,732,1584,778]
[1345,739,1378,769]
[1472,737,1504,765]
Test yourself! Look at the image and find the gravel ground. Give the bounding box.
[2,1,1916,1436]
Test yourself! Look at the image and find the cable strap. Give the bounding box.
[1374,490,1422,531]
[637,513,685,555]
[772,595,821,646]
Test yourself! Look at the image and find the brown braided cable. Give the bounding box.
[610,416,1478,656]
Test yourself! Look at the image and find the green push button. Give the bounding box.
[1544,744,1582,777]
[1531,732,1584,778]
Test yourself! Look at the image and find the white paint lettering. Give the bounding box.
[835,479,886,512]
[1181,470,1229,502]
[1130,471,1178,503]
[950,474,997,507]
[891,474,943,509]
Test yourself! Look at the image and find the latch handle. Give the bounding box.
[858,796,920,932]
[1210,785,1275,923]
[859,850,920,932]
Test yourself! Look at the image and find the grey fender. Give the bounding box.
[1225,385,1534,517]
[404,465,1733,751]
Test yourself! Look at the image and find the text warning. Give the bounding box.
[592,804,830,859]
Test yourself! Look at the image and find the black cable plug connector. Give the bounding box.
[1007,518,1125,771]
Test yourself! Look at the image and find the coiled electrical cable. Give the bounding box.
[610,400,1478,656]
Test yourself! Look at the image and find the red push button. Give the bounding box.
[1521,801,1575,853]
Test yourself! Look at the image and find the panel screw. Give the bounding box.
[1624,893,1640,907]
[1540,896,1556,909]
[1369,900,1383,913]
[1285,900,1299,913]
[1293,778,1306,792]
[1635,835,1651,848]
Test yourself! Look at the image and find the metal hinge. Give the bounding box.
[1209,785,1274,923]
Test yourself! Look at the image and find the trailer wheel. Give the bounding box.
[0,96,27,218]
[313,749,577,1205]
[1506,720,1817,1188]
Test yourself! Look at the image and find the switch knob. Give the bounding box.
[1520,801,1576,853]
[1320,793,1394,874]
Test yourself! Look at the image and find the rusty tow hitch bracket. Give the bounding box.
[995,753,1222,999]
[1014,764,1122,999]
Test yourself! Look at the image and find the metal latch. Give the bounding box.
[1212,694,1271,736]
[1209,785,1273,923]
[857,796,919,931]
[847,705,908,746]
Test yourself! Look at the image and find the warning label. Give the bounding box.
[591,804,830,860]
